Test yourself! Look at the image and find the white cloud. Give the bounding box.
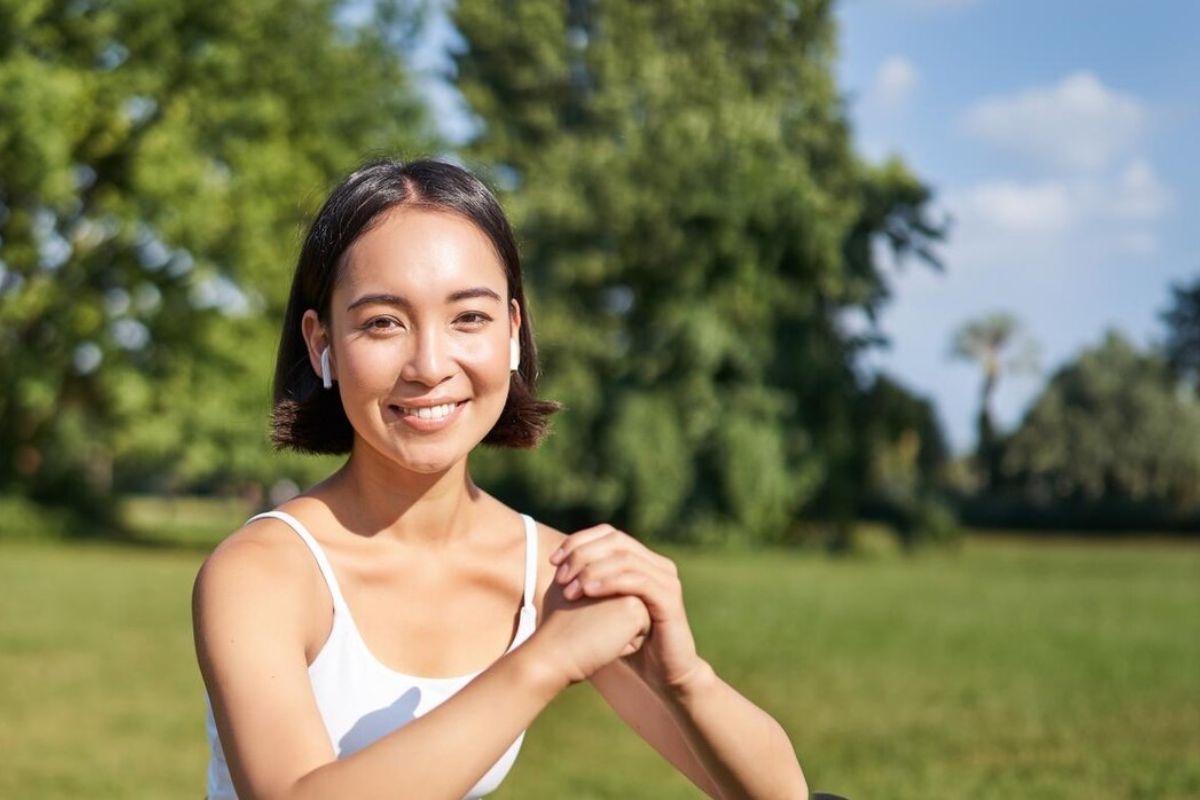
[1109,158,1172,221]
[947,157,1171,240]
[954,180,1076,234]
[948,76,1169,261]
[961,71,1147,172]
[871,56,919,108]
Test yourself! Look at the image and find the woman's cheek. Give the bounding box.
[342,348,400,398]
[457,336,507,382]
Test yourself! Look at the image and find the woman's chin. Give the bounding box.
[401,458,458,475]
[392,441,477,475]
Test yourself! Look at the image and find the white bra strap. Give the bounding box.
[245,511,349,614]
[520,513,537,610]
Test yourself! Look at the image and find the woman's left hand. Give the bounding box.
[549,524,706,696]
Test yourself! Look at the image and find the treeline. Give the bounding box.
[955,291,1200,533]
[0,0,953,546]
[11,0,1183,546]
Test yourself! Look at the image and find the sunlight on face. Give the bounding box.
[328,207,519,474]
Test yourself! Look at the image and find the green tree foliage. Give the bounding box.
[455,0,947,544]
[1001,331,1200,515]
[949,311,1038,488]
[858,374,948,496]
[0,0,431,520]
[1161,275,1200,391]
[854,374,953,543]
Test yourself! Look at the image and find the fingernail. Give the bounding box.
[556,563,569,581]
[550,548,563,563]
[565,578,580,597]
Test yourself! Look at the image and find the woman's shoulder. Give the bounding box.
[208,504,312,565]
[192,509,329,731]
[193,505,323,615]
[497,500,566,561]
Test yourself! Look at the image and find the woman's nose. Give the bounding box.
[400,328,454,386]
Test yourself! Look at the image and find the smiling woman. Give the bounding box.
[192,159,809,800]
[269,160,558,457]
[300,206,536,473]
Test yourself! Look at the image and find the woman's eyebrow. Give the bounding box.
[447,287,503,304]
[346,287,502,312]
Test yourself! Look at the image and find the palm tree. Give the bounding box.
[949,312,1039,488]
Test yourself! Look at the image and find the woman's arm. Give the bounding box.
[194,526,569,800]
[290,646,564,800]
[588,658,725,798]
[590,656,807,800]
[657,659,807,800]
[550,526,808,799]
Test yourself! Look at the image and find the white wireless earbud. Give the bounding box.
[509,338,520,372]
[320,347,333,389]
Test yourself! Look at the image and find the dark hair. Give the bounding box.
[270,158,560,453]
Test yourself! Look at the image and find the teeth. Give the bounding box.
[400,402,457,420]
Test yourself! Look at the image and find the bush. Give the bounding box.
[0,493,78,541]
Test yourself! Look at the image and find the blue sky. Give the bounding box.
[834,0,1200,451]
[409,0,1199,453]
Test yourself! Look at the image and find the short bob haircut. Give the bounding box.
[270,158,560,454]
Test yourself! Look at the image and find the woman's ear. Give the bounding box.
[301,309,331,382]
[509,298,522,335]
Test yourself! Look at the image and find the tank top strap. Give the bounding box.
[246,510,350,615]
[248,509,536,620]
[519,513,537,612]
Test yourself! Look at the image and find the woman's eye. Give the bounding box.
[365,317,400,332]
[457,312,491,326]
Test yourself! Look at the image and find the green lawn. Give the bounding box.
[1,508,1197,798]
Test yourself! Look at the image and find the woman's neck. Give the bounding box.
[322,445,486,550]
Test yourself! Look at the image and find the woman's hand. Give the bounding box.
[531,571,651,688]
[549,524,706,696]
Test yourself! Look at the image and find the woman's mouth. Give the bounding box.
[388,400,468,432]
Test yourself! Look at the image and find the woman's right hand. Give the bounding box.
[527,575,652,686]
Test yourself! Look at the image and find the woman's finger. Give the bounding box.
[554,537,623,585]
[562,557,653,598]
[551,524,679,587]
[564,565,680,622]
[620,632,647,657]
[556,540,674,589]
[548,524,620,565]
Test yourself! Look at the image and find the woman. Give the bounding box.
[193,159,809,799]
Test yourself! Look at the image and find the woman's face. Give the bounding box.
[305,207,519,475]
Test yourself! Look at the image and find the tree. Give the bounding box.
[949,311,1038,489]
[0,0,433,525]
[453,0,945,544]
[852,372,957,548]
[1161,275,1200,391]
[1002,330,1200,516]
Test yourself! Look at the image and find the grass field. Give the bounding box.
[1,501,1197,798]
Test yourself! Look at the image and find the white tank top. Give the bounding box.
[203,510,540,799]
